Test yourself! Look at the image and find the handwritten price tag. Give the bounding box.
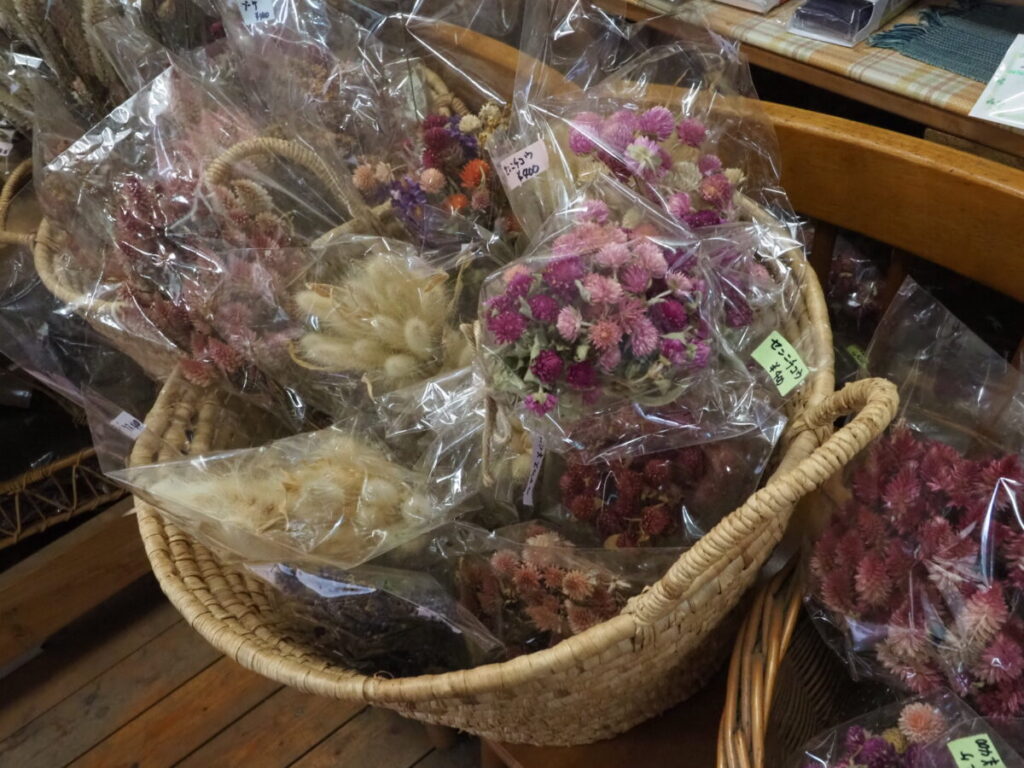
[521,434,546,507]
[752,331,809,396]
[111,411,146,439]
[0,141,12,158]
[237,0,274,27]
[948,733,1004,767]
[499,140,549,191]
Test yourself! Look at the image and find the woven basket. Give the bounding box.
[131,271,899,748]
[718,560,860,768]
[123,25,908,746]
[0,447,125,549]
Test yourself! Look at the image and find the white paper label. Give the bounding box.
[521,434,546,507]
[970,34,1024,129]
[12,53,42,69]
[111,411,146,439]
[499,140,549,191]
[237,0,274,26]
[0,141,12,158]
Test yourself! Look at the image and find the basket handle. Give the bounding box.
[0,159,35,247]
[204,137,361,220]
[628,377,899,626]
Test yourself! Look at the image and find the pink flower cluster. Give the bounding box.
[482,202,712,417]
[457,524,625,658]
[810,425,1024,717]
[568,108,737,229]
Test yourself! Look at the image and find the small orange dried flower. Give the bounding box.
[459,159,490,190]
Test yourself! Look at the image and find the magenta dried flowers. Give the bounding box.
[567,107,745,230]
[809,424,1024,717]
[480,202,713,420]
[798,700,943,768]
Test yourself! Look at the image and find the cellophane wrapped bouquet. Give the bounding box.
[795,691,1024,768]
[4,0,826,677]
[808,279,1024,718]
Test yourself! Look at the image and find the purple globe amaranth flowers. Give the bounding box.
[531,349,564,384]
[528,294,561,323]
[684,209,724,228]
[638,106,675,140]
[566,361,599,390]
[676,118,707,147]
[652,299,689,332]
[487,310,527,344]
[524,391,557,416]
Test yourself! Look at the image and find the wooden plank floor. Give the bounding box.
[0,575,478,768]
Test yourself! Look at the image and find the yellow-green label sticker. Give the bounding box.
[846,344,868,369]
[948,733,1004,767]
[752,331,808,396]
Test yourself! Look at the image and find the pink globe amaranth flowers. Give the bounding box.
[660,338,686,364]
[568,112,601,154]
[598,344,621,372]
[676,118,707,147]
[524,391,557,416]
[666,270,695,295]
[505,270,533,299]
[630,317,660,357]
[531,349,564,384]
[667,192,692,220]
[595,242,630,269]
[487,310,527,343]
[699,173,734,209]
[697,154,723,176]
[528,294,560,323]
[556,305,583,342]
[600,119,636,153]
[624,136,665,180]
[581,199,610,224]
[639,106,675,140]
[633,240,669,278]
[543,255,585,287]
[582,273,623,304]
[566,361,598,390]
[588,320,623,351]
[620,263,651,294]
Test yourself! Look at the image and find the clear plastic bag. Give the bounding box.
[476,178,799,459]
[826,231,890,382]
[111,409,487,569]
[795,691,1024,768]
[37,46,368,411]
[807,278,1024,718]
[437,520,682,657]
[288,235,474,398]
[494,0,794,239]
[249,561,505,676]
[542,421,783,547]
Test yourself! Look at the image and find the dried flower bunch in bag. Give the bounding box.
[290,236,474,394]
[795,691,1024,768]
[250,562,505,676]
[453,521,681,657]
[353,100,517,248]
[479,189,715,422]
[808,280,1024,718]
[116,427,442,569]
